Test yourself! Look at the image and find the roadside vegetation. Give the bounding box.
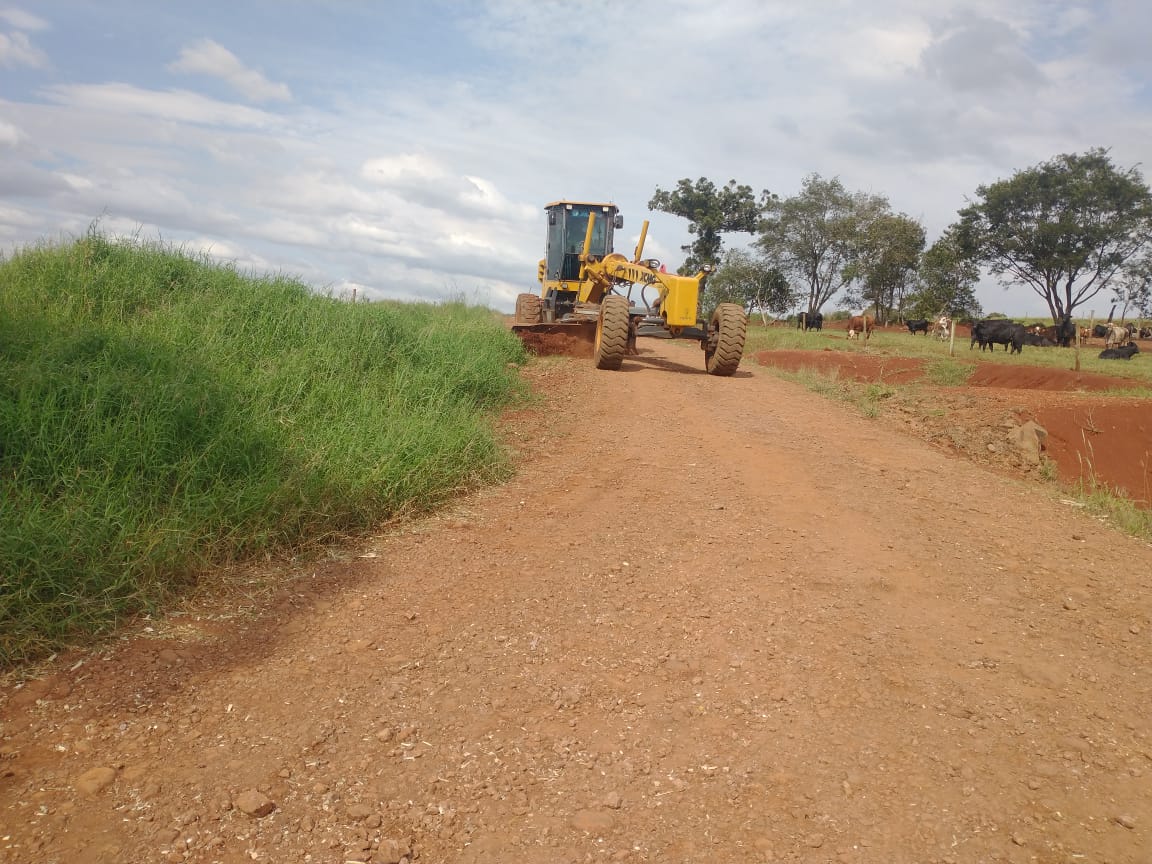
[0,231,527,666]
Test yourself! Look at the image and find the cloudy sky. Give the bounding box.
[3,1,1151,315]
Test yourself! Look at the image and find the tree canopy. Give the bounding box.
[841,211,926,324]
[648,178,765,274]
[1115,250,1152,321]
[756,174,884,315]
[701,248,795,322]
[956,148,1152,324]
[903,226,983,321]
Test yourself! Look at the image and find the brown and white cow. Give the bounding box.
[846,314,875,341]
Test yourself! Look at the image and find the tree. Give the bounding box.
[648,178,766,274]
[903,226,983,321]
[701,248,796,323]
[957,148,1152,325]
[1115,251,1152,321]
[841,212,926,324]
[756,174,883,315]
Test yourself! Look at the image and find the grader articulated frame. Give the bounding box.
[511,201,747,376]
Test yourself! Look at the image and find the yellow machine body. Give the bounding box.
[512,200,747,376]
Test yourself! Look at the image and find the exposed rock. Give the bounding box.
[233,790,275,818]
[1010,420,1048,465]
[571,808,615,833]
[74,766,117,795]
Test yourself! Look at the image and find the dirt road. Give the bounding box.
[3,339,1151,864]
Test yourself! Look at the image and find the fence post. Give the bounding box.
[949,319,956,357]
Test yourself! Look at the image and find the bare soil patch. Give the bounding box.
[756,348,1152,508]
[751,348,927,384]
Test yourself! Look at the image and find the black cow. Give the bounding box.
[1092,324,1109,338]
[906,318,930,335]
[1140,327,1152,339]
[797,311,824,331]
[970,319,1024,354]
[1023,332,1056,347]
[1053,317,1077,348]
[1099,344,1140,360]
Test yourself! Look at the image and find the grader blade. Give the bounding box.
[511,320,597,358]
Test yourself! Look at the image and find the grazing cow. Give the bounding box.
[1098,343,1140,360]
[934,316,952,340]
[797,311,824,331]
[1105,324,1130,348]
[846,314,874,341]
[906,318,930,335]
[970,319,1024,354]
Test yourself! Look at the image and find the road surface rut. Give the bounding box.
[3,339,1150,863]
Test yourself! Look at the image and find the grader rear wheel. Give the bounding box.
[593,295,630,370]
[514,292,543,324]
[705,303,747,376]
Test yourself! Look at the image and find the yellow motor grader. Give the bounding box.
[511,201,747,376]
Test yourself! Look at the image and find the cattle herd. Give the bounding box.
[970,318,1143,359]
[793,312,1146,361]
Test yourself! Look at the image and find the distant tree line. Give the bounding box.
[649,147,1152,325]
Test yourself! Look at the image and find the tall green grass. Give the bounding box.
[0,231,527,665]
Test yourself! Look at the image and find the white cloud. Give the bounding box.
[0,28,45,67]
[0,118,24,146]
[169,39,292,103]
[0,8,49,30]
[41,83,281,128]
[2,1,1150,319]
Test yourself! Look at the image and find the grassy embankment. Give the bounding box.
[0,232,527,666]
[743,323,1152,539]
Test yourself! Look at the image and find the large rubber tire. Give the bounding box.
[514,292,543,324]
[593,295,630,370]
[705,303,747,376]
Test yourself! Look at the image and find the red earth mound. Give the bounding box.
[1031,401,1152,505]
[756,348,1152,508]
[968,363,1142,391]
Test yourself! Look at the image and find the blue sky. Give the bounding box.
[3,1,1151,317]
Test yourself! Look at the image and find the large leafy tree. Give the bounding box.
[956,148,1152,324]
[903,226,983,321]
[648,178,766,274]
[841,212,926,324]
[756,174,884,315]
[701,248,796,323]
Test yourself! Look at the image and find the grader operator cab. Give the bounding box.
[512,201,747,376]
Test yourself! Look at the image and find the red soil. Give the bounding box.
[1031,401,1152,505]
[752,350,927,384]
[755,348,1152,507]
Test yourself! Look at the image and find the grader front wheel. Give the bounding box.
[514,292,543,324]
[705,303,747,376]
[593,295,630,370]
